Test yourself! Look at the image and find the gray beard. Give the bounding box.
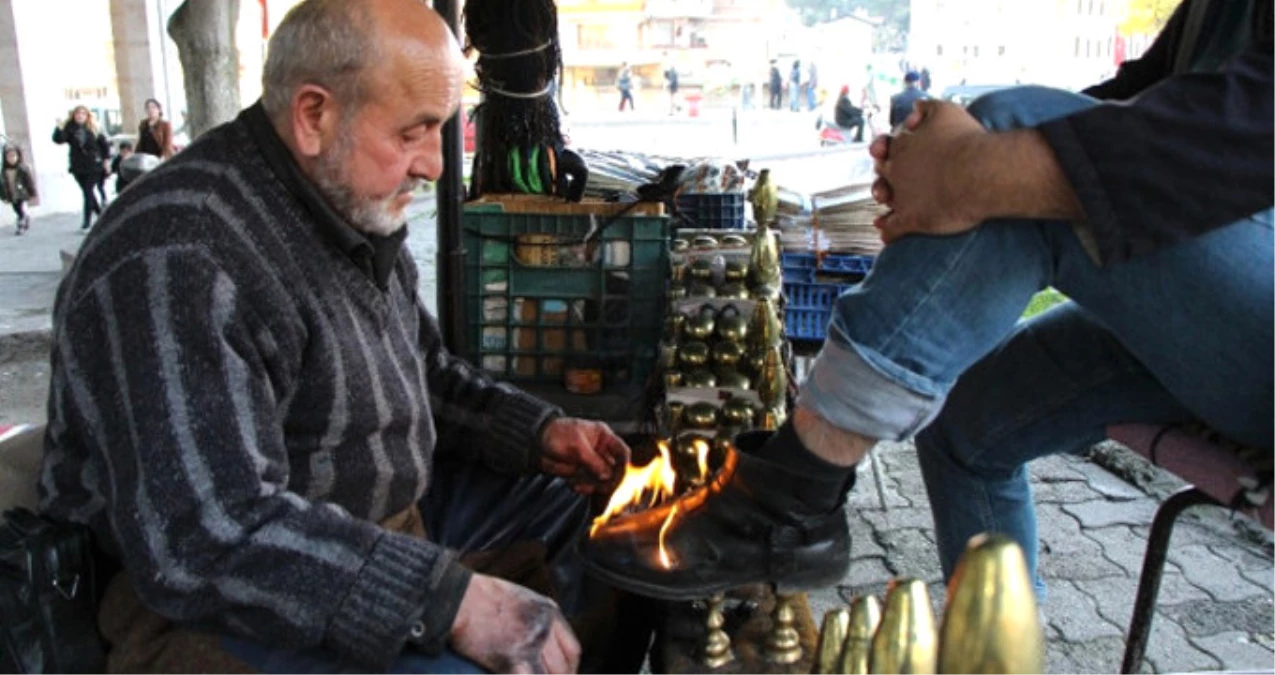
[311,131,418,237]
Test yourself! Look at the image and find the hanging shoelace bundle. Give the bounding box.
[464,0,587,201]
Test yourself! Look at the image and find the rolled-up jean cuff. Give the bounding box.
[796,337,946,441]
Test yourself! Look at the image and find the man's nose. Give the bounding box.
[411,147,443,182]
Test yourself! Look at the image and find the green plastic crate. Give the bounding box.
[463,202,669,388]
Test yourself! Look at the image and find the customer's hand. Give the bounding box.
[450,574,580,674]
[869,99,989,243]
[539,417,630,495]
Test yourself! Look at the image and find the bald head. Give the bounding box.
[262,0,462,124]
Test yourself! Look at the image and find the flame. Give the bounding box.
[589,441,679,537]
[658,503,680,569]
[588,437,716,568]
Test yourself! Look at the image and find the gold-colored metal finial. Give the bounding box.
[937,534,1044,674]
[839,595,882,674]
[814,608,850,674]
[869,578,937,674]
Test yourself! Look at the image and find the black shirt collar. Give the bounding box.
[241,100,407,291]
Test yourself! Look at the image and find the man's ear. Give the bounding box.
[290,84,339,158]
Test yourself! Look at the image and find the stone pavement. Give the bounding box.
[806,440,1274,674]
[2,205,1273,674]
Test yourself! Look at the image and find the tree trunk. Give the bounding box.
[167,0,241,140]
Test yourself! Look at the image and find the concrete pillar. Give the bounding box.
[0,1,83,214]
[111,0,169,134]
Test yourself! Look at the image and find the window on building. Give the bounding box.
[579,23,617,50]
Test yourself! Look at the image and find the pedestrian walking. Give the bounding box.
[0,145,36,235]
[768,61,783,109]
[664,62,680,115]
[789,60,802,112]
[617,62,635,112]
[52,105,110,230]
[137,97,175,159]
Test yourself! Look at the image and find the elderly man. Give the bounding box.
[39,0,628,673]
[585,0,1271,603]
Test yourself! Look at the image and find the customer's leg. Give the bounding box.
[916,302,1196,597]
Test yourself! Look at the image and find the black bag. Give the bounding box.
[0,508,106,673]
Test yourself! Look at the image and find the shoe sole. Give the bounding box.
[581,554,846,601]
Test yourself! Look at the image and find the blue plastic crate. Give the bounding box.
[781,251,875,278]
[783,278,862,342]
[786,307,834,341]
[675,193,746,230]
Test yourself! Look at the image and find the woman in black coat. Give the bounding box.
[52,105,110,230]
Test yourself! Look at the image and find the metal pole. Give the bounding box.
[434,0,467,355]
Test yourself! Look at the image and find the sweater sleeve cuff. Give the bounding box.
[1036,116,1125,264]
[326,532,473,669]
[484,387,562,474]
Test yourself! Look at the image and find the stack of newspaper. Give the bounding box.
[777,184,887,256]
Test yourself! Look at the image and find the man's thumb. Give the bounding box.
[905,99,940,131]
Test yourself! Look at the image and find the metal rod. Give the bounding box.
[1120,487,1219,673]
[433,0,467,355]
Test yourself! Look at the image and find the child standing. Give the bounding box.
[111,141,135,195]
[0,146,37,235]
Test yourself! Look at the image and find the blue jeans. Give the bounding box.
[797,85,1274,597]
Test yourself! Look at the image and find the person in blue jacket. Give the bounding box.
[584,0,1273,603]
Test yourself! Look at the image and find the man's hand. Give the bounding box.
[539,418,630,495]
[450,574,581,674]
[869,99,990,244]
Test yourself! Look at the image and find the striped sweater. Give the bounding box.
[38,104,560,667]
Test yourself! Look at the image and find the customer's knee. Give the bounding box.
[965,85,1096,132]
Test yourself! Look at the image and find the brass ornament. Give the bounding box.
[869,578,937,674]
[765,592,804,665]
[693,234,720,250]
[718,282,751,300]
[716,369,751,390]
[720,397,757,427]
[702,593,735,669]
[723,259,749,282]
[839,595,882,675]
[937,534,1044,674]
[711,341,746,369]
[683,369,718,388]
[757,347,787,409]
[814,608,850,674]
[678,341,711,368]
[684,402,720,429]
[687,281,717,298]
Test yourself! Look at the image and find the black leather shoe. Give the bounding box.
[581,431,851,600]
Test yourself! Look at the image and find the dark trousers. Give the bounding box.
[618,89,634,111]
[10,200,26,221]
[73,171,103,226]
[220,460,632,674]
[770,88,782,109]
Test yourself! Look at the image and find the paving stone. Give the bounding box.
[879,529,943,583]
[1064,499,1160,529]
[842,556,893,590]
[847,512,886,559]
[1192,631,1275,671]
[1080,574,1209,630]
[1144,612,1223,674]
[1042,579,1124,642]
[1158,596,1275,638]
[1141,514,1241,549]
[1033,479,1099,505]
[1169,544,1268,602]
[860,506,936,532]
[1030,454,1088,483]
[1254,632,1275,651]
[1071,460,1146,501]
[1037,504,1126,581]
[889,462,931,510]
[1212,543,1275,594]
[1055,635,1128,674]
[848,457,910,510]
[1085,524,1153,576]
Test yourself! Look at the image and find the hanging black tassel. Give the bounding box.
[464,0,585,201]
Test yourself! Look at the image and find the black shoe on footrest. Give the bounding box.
[581,430,851,601]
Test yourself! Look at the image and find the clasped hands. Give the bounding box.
[869,99,991,244]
